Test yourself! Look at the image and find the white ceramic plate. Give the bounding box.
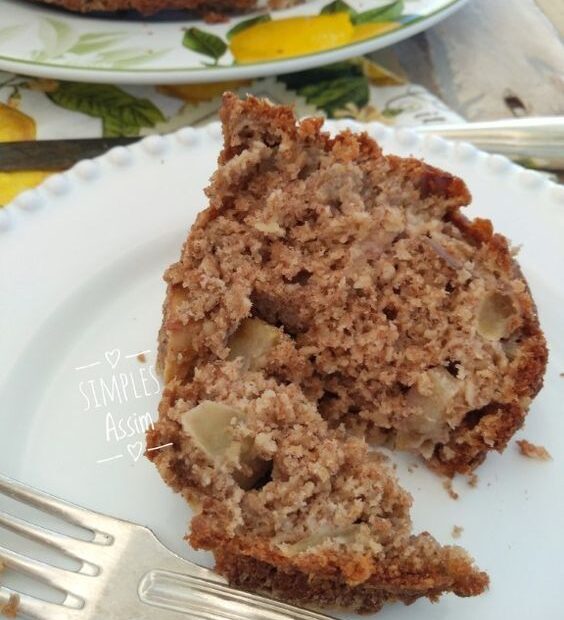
[0,0,467,84]
[1,122,563,619]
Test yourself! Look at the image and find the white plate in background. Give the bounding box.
[0,0,467,83]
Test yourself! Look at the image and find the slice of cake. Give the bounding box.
[142,92,559,612]
[148,92,547,610]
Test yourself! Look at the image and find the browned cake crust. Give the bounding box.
[212,546,483,613]
[32,0,256,15]
[147,93,546,612]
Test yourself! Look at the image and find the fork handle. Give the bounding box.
[138,568,334,620]
[416,116,564,169]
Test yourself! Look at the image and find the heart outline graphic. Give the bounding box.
[127,442,143,462]
[105,349,121,369]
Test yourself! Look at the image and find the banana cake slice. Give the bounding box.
[147,93,546,611]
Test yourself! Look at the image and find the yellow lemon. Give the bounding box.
[360,57,405,86]
[230,14,354,63]
[0,102,36,142]
[157,80,252,103]
[350,21,400,43]
[0,103,46,205]
[0,171,53,206]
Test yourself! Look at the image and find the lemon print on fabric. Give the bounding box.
[0,102,54,207]
[0,171,53,206]
[0,102,35,141]
[158,80,252,103]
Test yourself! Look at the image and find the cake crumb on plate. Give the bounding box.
[452,525,464,539]
[137,352,146,363]
[516,439,551,461]
[0,594,19,618]
[0,561,20,618]
[443,479,459,500]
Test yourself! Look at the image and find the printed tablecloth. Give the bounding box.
[0,57,463,206]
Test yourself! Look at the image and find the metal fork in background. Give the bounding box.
[0,474,335,620]
[416,116,564,171]
[0,117,563,173]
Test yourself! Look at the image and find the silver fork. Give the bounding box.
[0,474,335,620]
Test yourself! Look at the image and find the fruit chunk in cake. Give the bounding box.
[148,361,488,612]
[155,93,547,476]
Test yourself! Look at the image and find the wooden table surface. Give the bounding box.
[369,0,563,181]
[384,0,564,121]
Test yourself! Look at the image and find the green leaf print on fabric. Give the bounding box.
[47,83,165,137]
[182,28,227,63]
[298,76,368,117]
[279,61,369,117]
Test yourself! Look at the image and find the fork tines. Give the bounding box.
[0,474,114,619]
